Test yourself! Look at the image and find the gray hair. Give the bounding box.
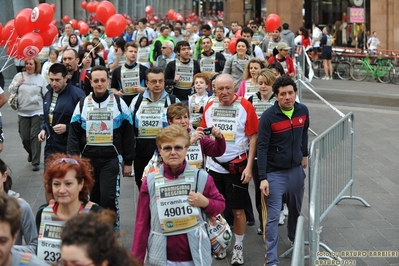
[164,40,175,51]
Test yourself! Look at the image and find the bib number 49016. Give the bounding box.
[164,206,193,217]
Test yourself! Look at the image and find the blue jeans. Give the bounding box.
[265,165,305,266]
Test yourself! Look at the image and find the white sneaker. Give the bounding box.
[322,76,329,80]
[279,211,285,225]
[329,76,333,80]
[214,249,227,259]
[231,245,244,265]
[283,203,288,216]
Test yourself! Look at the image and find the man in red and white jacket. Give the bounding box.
[201,74,258,265]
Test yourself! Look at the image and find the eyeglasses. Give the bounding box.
[52,158,79,166]
[251,26,257,29]
[161,145,186,152]
[161,47,168,49]
[57,260,94,266]
[148,79,164,85]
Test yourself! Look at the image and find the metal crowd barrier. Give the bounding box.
[308,112,370,264]
[291,216,305,266]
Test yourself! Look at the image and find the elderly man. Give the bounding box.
[258,76,309,266]
[150,26,175,66]
[130,67,178,189]
[155,40,176,69]
[185,23,199,56]
[201,74,258,264]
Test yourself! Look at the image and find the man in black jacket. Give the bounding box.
[197,37,226,78]
[257,76,309,266]
[38,63,85,159]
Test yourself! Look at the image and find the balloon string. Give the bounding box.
[0,60,16,73]
[78,41,102,67]
[0,29,19,73]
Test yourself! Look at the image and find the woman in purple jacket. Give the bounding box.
[167,102,226,169]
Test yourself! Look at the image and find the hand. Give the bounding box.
[194,104,201,113]
[115,48,123,57]
[0,143,3,153]
[53,124,66,134]
[241,166,252,184]
[123,165,132,177]
[188,191,209,208]
[191,129,205,144]
[174,74,181,83]
[301,156,308,169]
[260,179,269,196]
[135,85,146,93]
[17,78,24,86]
[211,126,223,139]
[38,130,46,142]
[112,88,123,97]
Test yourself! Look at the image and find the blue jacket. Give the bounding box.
[41,81,85,158]
[257,101,309,180]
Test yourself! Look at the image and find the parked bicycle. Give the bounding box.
[350,53,393,83]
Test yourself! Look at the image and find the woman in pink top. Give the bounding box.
[132,125,225,265]
[236,58,267,99]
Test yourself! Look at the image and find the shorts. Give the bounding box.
[208,170,249,209]
[321,53,332,60]
[313,47,320,53]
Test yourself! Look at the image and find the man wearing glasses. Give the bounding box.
[130,67,178,189]
[150,26,175,67]
[68,65,134,232]
[155,41,176,70]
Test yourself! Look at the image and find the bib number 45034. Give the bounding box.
[215,124,233,131]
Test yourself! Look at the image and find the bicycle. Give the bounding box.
[350,53,393,83]
[388,52,399,85]
[312,49,352,80]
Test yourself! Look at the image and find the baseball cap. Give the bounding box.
[276,42,291,50]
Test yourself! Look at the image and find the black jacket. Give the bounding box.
[197,50,226,73]
[41,81,85,158]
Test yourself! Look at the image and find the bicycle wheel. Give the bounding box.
[377,62,392,84]
[389,65,399,85]
[336,61,352,80]
[312,60,323,79]
[350,61,368,81]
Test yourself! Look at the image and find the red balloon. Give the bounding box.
[96,1,116,25]
[228,38,237,54]
[1,20,17,46]
[15,8,35,37]
[62,15,70,23]
[71,19,78,29]
[92,1,99,10]
[105,14,127,37]
[81,1,88,9]
[86,2,95,13]
[50,4,56,11]
[18,32,44,60]
[265,14,281,32]
[79,23,90,35]
[145,5,153,15]
[6,39,20,58]
[234,30,242,38]
[31,3,55,30]
[39,24,58,46]
[51,19,59,26]
[153,16,159,22]
[167,9,175,20]
[0,24,2,43]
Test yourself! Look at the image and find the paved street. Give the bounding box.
[1,78,398,266]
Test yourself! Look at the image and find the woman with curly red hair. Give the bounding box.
[35,153,102,264]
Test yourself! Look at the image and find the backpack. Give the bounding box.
[79,94,122,114]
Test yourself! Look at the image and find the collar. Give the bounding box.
[143,89,168,102]
[163,161,187,179]
[202,50,215,57]
[92,92,109,103]
[124,62,137,69]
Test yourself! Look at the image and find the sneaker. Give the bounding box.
[279,211,285,225]
[231,245,244,265]
[283,203,288,216]
[322,76,329,80]
[214,249,227,259]
[329,76,333,80]
[257,227,263,235]
[32,165,40,172]
[246,220,255,226]
[289,238,294,247]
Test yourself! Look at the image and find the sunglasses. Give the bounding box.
[52,158,79,166]
[161,145,186,152]
[161,46,168,49]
